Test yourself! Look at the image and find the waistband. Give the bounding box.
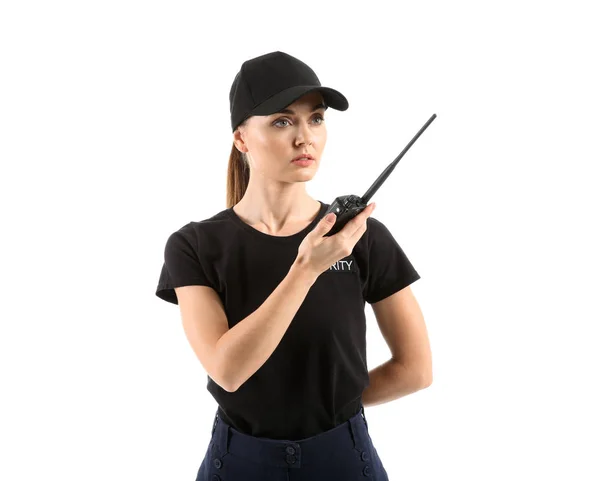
[208,405,372,469]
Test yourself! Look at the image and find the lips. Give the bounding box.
[291,154,315,162]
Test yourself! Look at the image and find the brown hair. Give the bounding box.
[225,119,249,208]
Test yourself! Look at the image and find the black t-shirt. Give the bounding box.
[155,200,420,440]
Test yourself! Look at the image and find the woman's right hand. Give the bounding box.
[295,202,376,278]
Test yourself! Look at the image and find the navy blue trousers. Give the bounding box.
[195,405,389,481]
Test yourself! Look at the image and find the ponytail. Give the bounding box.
[225,120,250,208]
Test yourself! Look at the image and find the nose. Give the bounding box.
[294,121,314,147]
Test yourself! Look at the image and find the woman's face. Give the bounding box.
[234,91,328,182]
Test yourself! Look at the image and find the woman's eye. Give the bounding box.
[273,115,324,128]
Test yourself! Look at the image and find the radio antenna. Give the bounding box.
[361,113,437,203]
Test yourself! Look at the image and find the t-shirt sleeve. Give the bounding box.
[363,217,421,304]
[155,224,215,305]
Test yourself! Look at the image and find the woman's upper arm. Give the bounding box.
[174,285,233,391]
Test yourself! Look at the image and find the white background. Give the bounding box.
[1,1,599,480]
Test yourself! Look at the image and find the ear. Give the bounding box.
[233,128,248,154]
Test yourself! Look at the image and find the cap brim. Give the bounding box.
[250,85,349,116]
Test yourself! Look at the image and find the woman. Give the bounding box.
[156,50,430,480]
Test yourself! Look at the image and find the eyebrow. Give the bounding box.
[275,103,327,115]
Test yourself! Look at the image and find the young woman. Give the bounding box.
[156,50,430,481]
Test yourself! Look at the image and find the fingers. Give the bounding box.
[360,202,376,221]
[347,203,375,244]
[343,203,376,238]
[313,211,337,237]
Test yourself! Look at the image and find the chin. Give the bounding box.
[289,170,316,181]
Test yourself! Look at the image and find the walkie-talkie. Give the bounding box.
[321,113,437,237]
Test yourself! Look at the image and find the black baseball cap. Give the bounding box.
[229,51,349,132]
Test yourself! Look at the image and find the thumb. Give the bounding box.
[316,212,336,231]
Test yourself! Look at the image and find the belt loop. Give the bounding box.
[361,405,369,430]
[216,424,231,455]
[349,410,370,451]
[211,411,219,436]
[212,411,231,456]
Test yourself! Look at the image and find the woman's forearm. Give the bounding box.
[361,359,430,407]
